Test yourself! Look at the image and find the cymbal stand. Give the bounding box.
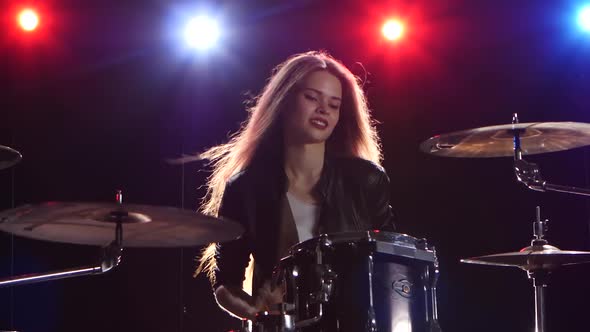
[512,113,590,197]
[0,191,125,288]
[523,206,551,332]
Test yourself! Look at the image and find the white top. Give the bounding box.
[286,191,320,242]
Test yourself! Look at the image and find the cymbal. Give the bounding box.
[0,202,243,247]
[0,145,22,170]
[420,122,590,158]
[461,245,590,271]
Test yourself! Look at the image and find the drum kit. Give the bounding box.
[2,114,590,332]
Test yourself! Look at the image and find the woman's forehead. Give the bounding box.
[300,71,342,98]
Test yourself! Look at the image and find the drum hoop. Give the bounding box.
[286,231,437,263]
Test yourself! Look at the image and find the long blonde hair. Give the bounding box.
[196,51,383,284]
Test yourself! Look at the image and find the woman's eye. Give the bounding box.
[304,94,317,101]
[330,104,340,110]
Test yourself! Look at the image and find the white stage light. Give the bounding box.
[184,16,220,50]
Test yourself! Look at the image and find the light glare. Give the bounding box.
[382,19,404,41]
[18,9,39,32]
[578,6,590,32]
[184,16,220,49]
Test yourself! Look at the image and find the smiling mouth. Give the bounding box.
[310,118,328,128]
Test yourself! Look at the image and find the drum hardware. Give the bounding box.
[273,231,440,332]
[239,231,441,332]
[0,197,243,248]
[306,265,336,304]
[0,191,126,288]
[366,253,378,332]
[242,231,441,332]
[420,116,590,158]
[254,309,296,332]
[461,206,590,332]
[421,115,590,332]
[426,259,440,328]
[0,228,122,288]
[421,114,590,196]
[236,305,296,332]
[293,235,336,329]
[510,114,590,197]
[0,145,22,170]
[0,190,244,288]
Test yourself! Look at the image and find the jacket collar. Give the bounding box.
[250,147,335,202]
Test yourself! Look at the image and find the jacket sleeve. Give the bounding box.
[366,167,396,231]
[212,179,252,290]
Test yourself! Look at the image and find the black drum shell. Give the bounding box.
[279,231,440,332]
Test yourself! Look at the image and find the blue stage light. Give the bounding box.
[578,5,590,32]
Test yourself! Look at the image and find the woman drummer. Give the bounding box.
[196,50,395,320]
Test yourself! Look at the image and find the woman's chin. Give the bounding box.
[286,139,327,147]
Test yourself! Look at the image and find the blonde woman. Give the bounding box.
[196,51,395,321]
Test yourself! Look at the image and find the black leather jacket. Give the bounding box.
[213,156,395,291]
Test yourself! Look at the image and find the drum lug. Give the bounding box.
[366,308,378,332]
[309,266,337,303]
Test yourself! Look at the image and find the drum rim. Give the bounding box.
[288,230,430,254]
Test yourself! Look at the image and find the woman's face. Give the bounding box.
[284,70,342,145]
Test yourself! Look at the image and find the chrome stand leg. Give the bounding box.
[530,272,548,332]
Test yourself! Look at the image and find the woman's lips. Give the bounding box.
[309,117,328,129]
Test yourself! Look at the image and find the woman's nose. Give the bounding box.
[316,105,328,114]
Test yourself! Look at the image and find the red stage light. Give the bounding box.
[18,9,39,32]
[382,19,404,41]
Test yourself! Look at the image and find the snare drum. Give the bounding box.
[276,231,441,332]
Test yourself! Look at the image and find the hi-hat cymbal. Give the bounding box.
[0,145,22,170]
[421,122,590,158]
[0,202,243,247]
[461,245,590,271]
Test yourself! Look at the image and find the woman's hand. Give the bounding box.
[213,281,285,321]
[253,280,285,313]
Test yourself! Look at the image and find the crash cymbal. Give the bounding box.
[420,122,590,158]
[0,145,22,170]
[0,202,243,247]
[461,245,590,271]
